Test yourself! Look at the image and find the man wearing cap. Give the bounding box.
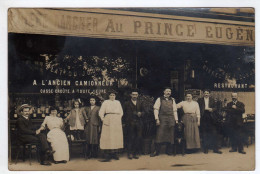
[16,104,54,165]
[226,93,246,154]
[123,89,144,160]
[150,87,178,157]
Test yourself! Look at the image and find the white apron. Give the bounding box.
[100,114,123,150]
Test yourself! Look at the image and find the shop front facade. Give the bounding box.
[8,8,255,163]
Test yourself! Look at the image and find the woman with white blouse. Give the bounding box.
[37,106,69,163]
[99,90,124,162]
[177,93,201,151]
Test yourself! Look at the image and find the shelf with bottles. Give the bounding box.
[9,93,87,120]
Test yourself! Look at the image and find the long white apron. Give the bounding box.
[100,114,123,150]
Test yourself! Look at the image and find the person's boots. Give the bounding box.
[77,130,82,140]
[99,153,111,162]
[112,153,119,160]
[92,145,98,158]
[150,143,160,157]
[166,144,173,155]
[87,144,92,158]
[204,147,209,154]
[71,130,77,141]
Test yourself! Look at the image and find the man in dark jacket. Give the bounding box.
[16,104,54,165]
[198,89,222,154]
[226,93,246,154]
[123,89,144,159]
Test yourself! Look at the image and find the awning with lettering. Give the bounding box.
[8,8,255,46]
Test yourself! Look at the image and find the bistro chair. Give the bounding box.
[12,124,40,165]
[14,142,40,165]
[64,122,87,160]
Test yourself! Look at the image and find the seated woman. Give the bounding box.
[37,106,69,164]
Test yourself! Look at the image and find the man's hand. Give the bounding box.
[232,105,237,109]
[207,108,213,112]
[36,129,41,135]
[176,120,178,124]
[156,119,160,126]
[198,121,200,126]
[137,112,142,117]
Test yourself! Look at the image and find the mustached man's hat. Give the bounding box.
[18,104,32,113]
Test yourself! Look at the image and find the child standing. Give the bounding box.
[67,100,87,140]
[85,97,101,158]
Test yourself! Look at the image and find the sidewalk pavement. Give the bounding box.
[9,144,255,171]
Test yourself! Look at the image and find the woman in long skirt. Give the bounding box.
[99,90,124,162]
[177,93,201,152]
[37,106,69,163]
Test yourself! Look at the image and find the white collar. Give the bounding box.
[22,115,29,120]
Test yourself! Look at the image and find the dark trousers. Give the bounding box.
[229,123,244,151]
[203,128,221,151]
[18,133,50,162]
[127,120,143,155]
[201,112,221,151]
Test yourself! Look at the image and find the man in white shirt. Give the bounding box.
[198,89,222,154]
[150,87,178,157]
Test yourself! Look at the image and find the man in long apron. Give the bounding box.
[150,87,178,157]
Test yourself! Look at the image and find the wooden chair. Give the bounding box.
[64,123,87,160]
[14,142,40,165]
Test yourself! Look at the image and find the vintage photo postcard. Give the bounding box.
[8,8,255,171]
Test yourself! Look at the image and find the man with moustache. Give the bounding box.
[123,89,145,159]
[150,87,178,157]
[226,93,246,154]
[16,104,54,165]
[198,89,222,154]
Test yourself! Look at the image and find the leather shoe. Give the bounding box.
[99,158,111,162]
[204,149,208,154]
[239,151,246,154]
[213,150,223,154]
[112,154,119,160]
[40,161,52,166]
[150,151,159,157]
[54,160,67,164]
[229,149,237,152]
[46,150,55,155]
[166,152,173,156]
[127,154,133,160]
[133,155,139,159]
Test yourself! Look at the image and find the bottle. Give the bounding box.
[45,101,50,115]
[41,104,46,118]
[32,106,37,119]
[13,106,18,119]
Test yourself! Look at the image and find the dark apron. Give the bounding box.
[155,98,175,144]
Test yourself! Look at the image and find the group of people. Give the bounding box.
[15,87,247,165]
